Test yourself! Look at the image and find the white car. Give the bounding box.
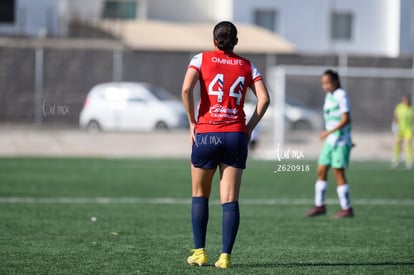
[244,96,323,131]
[79,82,188,132]
[285,96,324,130]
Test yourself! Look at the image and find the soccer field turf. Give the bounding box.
[0,158,413,274]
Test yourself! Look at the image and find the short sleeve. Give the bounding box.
[338,91,351,113]
[251,63,263,82]
[188,53,202,72]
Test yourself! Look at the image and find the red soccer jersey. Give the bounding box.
[188,49,263,133]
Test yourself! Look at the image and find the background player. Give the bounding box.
[306,70,354,218]
[392,95,414,169]
[181,21,270,268]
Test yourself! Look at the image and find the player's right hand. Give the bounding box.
[319,130,330,140]
[391,121,399,135]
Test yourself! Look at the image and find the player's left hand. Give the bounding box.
[319,130,330,140]
[190,123,196,144]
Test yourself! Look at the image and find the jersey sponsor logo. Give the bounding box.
[211,56,244,66]
[209,103,238,119]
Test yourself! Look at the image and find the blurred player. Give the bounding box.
[392,95,414,169]
[306,70,354,218]
[181,21,270,268]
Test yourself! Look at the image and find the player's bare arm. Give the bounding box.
[181,67,199,143]
[393,109,399,123]
[320,112,350,140]
[246,80,270,138]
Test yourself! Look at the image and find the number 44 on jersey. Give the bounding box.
[208,73,245,105]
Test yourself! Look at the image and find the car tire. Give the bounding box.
[155,121,169,131]
[292,120,311,130]
[87,120,101,133]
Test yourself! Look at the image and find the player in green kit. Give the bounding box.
[392,95,414,169]
[306,70,354,218]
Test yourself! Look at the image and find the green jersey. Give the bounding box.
[395,103,414,131]
[323,88,352,146]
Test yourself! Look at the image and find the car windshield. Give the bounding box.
[146,85,176,101]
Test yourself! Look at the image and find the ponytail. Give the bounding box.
[213,21,238,51]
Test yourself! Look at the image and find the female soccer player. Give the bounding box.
[306,70,354,218]
[181,21,270,268]
[392,95,414,169]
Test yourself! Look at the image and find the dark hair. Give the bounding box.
[213,21,238,51]
[323,69,341,89]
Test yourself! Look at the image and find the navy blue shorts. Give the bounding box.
[191,132,249,169]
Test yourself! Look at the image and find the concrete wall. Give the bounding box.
[0,45,412,130]
[273,55,414,130]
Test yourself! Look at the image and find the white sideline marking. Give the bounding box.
[0,197,413,206]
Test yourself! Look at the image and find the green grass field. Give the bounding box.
[0,157,413,274]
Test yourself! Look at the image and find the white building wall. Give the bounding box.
[210,0,233,22]
[0,0,147,37]
[232,0,402,56]
[331,0,400,56]
[0,0,410,56]
[147,0,210,22]
[66,0,146,21]
[146,0,232,23]
[66,0,103,21]
[400,0,414,54]
[0,0,66,37]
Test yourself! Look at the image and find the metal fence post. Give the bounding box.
[113,48,123,82]
[412,56,414,104]
[338,54,348,89]
[34,47,44,127]
[271,67,286,151]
